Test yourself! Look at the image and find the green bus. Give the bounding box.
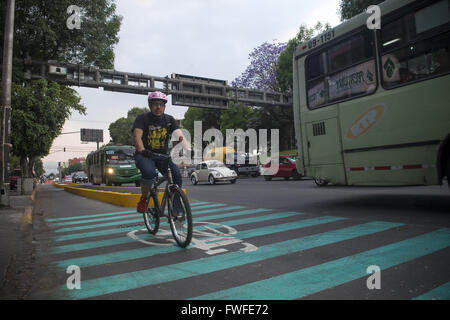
[86,145,141,186]
[293,0,450,188]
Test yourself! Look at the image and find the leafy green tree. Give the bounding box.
[220,102,255,136]
[108,107,148,145]
[10,80,85,177]
[34,158,45,177]
[0,0,122,182]
[63,162,85,176]
[181,107,222,149]
[0,0,122,70]
[338,0,385,21]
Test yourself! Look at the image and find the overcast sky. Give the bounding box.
[43,0,341,174]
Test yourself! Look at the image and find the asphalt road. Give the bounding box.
[183,176,450,228]
[10,179,450,303]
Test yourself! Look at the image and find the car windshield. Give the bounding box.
[106,149,135,164]
[208,161,226,168]
[288,157,296,162]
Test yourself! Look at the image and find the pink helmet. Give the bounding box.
[148,91,168,103]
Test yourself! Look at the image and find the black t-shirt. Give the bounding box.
[132,112,180,154]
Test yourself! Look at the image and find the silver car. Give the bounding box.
[190,160,238,185]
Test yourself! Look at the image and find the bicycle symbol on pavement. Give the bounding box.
[127,221,258,255]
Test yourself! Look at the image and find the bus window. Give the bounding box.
[381,0,450,88]
[306,52,326,80]
[306,29,376,109]
[106,149,135,164]
[328,32,373,73]
[306,52,328,109]
[415,0,450,34]
[307,78,327,108]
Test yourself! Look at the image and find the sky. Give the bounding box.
[42,0,341,174]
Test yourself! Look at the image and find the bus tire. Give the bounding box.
[314,178,329,187]
[446,155,450,189]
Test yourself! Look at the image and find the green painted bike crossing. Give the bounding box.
[41,201,450,300]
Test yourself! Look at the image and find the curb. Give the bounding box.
[53,183,169,207]
[20,189,36,227]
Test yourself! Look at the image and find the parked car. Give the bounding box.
[226,153,260,177]
[64,175,73,183]
[190,160,238,185]
[262,155,302,181]
[72,171,88,183]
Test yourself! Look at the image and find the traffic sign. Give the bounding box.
[80,128,103,142]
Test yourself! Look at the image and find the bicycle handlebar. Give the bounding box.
[136,150,171,160]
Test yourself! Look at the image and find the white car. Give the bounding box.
[190,160,238,185]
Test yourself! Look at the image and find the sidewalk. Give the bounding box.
[0,189,35,299]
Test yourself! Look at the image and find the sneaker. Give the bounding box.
[137,196,147,213]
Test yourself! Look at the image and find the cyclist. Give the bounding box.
[132,91,190,213]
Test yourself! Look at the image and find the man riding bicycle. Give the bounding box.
[132,91,190,213]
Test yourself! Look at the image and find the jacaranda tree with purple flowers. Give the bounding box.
[232,22,330,151]
[232,41,288,91]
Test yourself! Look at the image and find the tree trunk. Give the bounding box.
[20,156,27,195]
[28,157,35,178]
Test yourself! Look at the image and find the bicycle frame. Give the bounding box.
[149,157,176,215]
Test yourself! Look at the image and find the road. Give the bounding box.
[8,177,450,304]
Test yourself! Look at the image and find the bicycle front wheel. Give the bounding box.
[168,187,192,248]
[143,193,160,234]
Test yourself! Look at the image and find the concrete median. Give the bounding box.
[52,183,184,208]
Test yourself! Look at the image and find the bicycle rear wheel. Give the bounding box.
[168,187,192,248]
[143,193,160,234]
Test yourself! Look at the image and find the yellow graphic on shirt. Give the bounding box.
[147,125,168,150]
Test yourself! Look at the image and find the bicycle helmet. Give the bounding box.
[148,91,168,104]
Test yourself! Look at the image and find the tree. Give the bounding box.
[220,102,255,136]
[0,0,122,70]
[0,0,122,182]
[9,79,85,177]
[338,0,385,21]
[232,42,287,91]
[34,158,45,177]
[63,162,85,176]
[108,107,148,145]
[181,107,222,149]
[232,24,329,151]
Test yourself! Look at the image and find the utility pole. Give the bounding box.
[1,0,15,205]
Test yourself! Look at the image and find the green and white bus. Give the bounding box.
[86,145,141,186]
[293,0,450,187]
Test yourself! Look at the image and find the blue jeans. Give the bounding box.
[135,153,182,188]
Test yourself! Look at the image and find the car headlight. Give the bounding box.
[107,168,114,174]
[213,172,222,177]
